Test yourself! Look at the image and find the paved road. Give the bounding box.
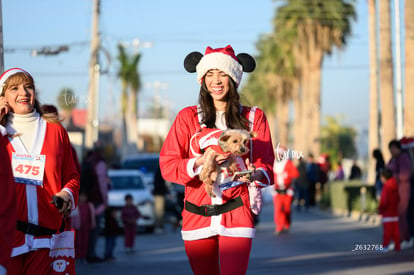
[76,201,414,275]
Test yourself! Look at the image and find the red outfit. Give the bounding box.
[378,177,400,250]
[160,105,274,240]
[273,159,299,233]
[160,105,274,275]
[121,205,140,248]
[3,117,80,274]
[0,135,17,274]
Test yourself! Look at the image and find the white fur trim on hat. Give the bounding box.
[196,52,243,86]
[0,68,28,95]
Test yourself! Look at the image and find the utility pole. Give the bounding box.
[395,0,403,138]
[85,0,101,149]
[0,0,4,73]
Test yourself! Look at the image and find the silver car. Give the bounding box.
[107,169,155,233]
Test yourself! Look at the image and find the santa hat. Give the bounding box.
[0,68,31,95]
[400,136,414,149]
[183,45,255,87]
[275,144,288,160]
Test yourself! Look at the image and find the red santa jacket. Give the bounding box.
[378,177,399,219]
[4,117,80,257]
[273,159,299,196]
[0,134,16,271]
[160,105,274,241]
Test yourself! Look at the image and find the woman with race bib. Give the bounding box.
[0,68,80,275]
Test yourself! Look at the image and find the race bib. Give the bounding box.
[11,153,46,186]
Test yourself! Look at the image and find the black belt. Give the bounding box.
[275,189,287,194]
[185,196,243,217]
[17,220,65,236]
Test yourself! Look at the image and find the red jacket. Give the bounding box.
[378,177,399,218]
[0,135,16,271]
[160,105,274,240]
[273,159,299,196]
[4,118,80,257]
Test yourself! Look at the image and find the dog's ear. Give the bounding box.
[250,131,258,138]
[219,134,231,143]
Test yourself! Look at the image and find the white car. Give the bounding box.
[107,169,155,233]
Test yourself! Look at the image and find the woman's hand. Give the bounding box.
[245,158,264,182]
[0,96,10,119]
[194,148,230,169]
[52,190,72,216]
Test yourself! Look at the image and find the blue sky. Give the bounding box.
[3,0,371,142]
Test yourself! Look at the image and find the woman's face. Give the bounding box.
[3,77,35,115]
[204,69,230,103]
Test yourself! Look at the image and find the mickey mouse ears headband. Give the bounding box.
[183,45,255,87]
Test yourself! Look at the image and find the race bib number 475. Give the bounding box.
[12,153,46,186]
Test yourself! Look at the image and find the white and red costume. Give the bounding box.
[272,149,299,233]
[0,133,17,275]
[160,105,274,241]
[378,177,400,251]
[2,113,80,274]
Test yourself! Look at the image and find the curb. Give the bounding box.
[328,208,381,226]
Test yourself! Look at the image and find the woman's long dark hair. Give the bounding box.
[198,77,250,130]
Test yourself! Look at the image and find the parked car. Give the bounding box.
[107,169,155,233]
[122,153,160,190]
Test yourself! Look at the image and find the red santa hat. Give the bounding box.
[183,45,255,87]
[0,68,31,95]
[400,136,414,149]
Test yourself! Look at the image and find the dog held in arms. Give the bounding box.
[199,129,257,197]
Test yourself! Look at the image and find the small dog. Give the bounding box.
[199,129,257,197]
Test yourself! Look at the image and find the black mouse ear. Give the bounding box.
[237,53,256,73]
[184,52,203,73]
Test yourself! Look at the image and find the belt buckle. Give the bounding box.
[203,204,219,216]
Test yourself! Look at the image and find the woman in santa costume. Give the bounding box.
[0,68,80,274]
[272,145,299,234]
[160,45,274,275]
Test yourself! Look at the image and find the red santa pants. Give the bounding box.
[124,226,136,248]
[383,221,400,251]
[184,235,252,275]
[273,193,293,232]
[7,249,76,275]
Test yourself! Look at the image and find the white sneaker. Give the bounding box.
[388,242,395,251]
[401,240,410,250]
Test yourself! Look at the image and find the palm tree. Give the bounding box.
[404,0,414,136]
[117,44,142,152]
[367,0,379,183]
[274,0,356,156]
[378,0,396,161]
[241,34,298,148]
